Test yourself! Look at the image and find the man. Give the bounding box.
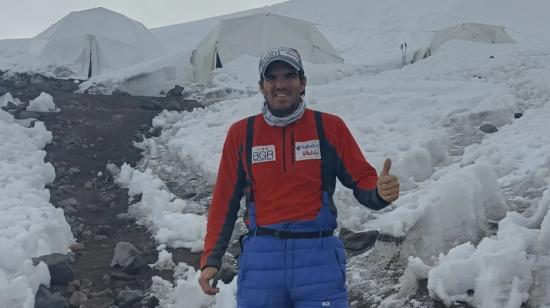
[199,47,399,307]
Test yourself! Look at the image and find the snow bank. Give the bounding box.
[0,109,73,307]
[427,188,550,307]
[116,163,206,252]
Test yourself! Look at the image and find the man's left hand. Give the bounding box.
[377,159,400,203]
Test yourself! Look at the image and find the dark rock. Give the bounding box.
[136,265,155,289]
[15,111,40,119]
[12,75,28,89]
[16,102,28,111]
[57,79,79,92]
[32,253,74,285]
[219,261,237,284]
[69,242,85,252]
[80,296,115,308]
[338,227,353,239]
[116,213,135,223]
[99,193,116,205]
[165,100,184,110]
[111,242,141,268]
[6,101,17,110]
[102,274,111,284]
[86,203,99,212]
[35,285,70,308]
[145,126,162,138]
[167,85,184,97]
[123,255,148,274]
[69,290,88,307]
[93,234,109,241]
[62,204,77,215]
[90,289,113,298]
[140,101,161,110]
[514,112,523,119]
[59,198,80,209]
[67,280,81,293]
[479,123,498,134]
[142,295,160,308]
[0,85,7,96]
[110,270,136,281]
[95,225,112,236]
[116,290,144,307]
[30,75,45,84]
[342,230,380,252]
[30,75,50,91]
[112,89,132,96]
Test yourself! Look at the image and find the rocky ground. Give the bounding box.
[1,72,203,308]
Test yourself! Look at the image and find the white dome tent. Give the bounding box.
[34,7,166,79]
[412,22,516,63]
[430,22,516,52]
[190,12,344,83]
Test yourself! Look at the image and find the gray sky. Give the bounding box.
[0,0,288,39]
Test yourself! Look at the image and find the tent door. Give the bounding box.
[215,51,222,68]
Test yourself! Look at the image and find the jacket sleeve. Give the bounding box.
[327,115,390,210]
[200,123,246,270]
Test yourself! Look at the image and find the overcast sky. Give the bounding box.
[0,0,288,39]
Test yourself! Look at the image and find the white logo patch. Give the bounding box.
[252,145,276,163]
[322,302,331,307]
[295,140,321,161]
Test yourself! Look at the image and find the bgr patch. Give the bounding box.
[252,145,276,163]
[295,140,321,161]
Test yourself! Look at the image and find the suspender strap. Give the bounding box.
[314,111,329,192]
[245,115,255,202]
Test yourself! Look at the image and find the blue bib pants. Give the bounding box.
[237,193,349,308]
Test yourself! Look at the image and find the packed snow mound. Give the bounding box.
[32,7,166,79]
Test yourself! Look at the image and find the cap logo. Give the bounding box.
[259,47,304,77]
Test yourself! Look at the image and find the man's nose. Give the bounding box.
[274,78,287,89]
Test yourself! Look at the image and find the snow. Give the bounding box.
[2,0,550,307]
[115,163,206,252]
[150,263,237,308]
[150,247,176,270]
[0,108,74,307]
[27,92,59,112]
[142,0,550,306]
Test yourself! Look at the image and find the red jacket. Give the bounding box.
[201,108,389,269]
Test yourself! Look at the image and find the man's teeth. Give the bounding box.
[275,93,289,97]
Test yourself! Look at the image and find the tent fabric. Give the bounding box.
[34,7,165,78]
[191,13,344,83]
[429,22,515,52]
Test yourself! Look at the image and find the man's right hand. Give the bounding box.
[198,266,220,295]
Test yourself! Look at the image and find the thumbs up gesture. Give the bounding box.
[377,159,400,203]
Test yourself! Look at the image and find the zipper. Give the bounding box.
[282,127,286,171]
[290,131,295,165]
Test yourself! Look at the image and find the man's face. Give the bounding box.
[260,61,306,117]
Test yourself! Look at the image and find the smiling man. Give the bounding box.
[198,47,400,307]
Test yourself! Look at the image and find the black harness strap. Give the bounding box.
[245,115,255,202]
[314,111,329,192]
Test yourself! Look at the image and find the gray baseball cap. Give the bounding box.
[259,47,304,78]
